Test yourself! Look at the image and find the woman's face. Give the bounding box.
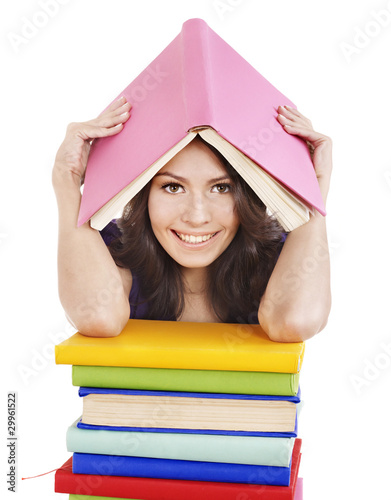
[148,138,240,270]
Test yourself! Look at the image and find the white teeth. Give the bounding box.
[175,232,215,244]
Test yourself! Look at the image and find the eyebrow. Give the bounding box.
[154,172,231,184]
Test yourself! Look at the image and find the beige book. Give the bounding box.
[81,392,298,433]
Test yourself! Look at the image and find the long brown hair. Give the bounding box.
[108,137,285,323]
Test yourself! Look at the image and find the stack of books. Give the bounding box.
[54,319,304,499]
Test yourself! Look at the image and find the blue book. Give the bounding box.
[78,387,300,437]
[72,452,292,486]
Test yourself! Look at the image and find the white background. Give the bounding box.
[1,0,391,498]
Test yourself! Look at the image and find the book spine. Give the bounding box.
[66,422,295,466]
[181,18,214,130]
[72,366,300,396]
[56,344,303,373]
[72,453,291,486]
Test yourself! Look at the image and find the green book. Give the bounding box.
[67,419,295,467]
[72,365,299,396]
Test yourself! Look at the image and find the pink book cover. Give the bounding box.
[78,18,324,227]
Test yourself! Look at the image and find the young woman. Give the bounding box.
[52,96,332,341]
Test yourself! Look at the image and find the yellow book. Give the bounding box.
[55,319,305,373]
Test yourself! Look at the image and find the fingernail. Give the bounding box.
[284,105,294,110]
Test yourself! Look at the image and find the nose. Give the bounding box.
[180,193,212,226]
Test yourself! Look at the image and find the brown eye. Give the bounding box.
[163,183,184,194]
[212,184,230,193]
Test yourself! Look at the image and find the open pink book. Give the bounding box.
[78,18,325,231]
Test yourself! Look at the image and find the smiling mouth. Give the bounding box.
[173,231,218,244]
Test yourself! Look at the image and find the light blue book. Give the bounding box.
[67,418,295,467]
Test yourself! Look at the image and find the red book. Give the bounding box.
[55,439,301,500]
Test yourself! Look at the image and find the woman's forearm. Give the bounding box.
[258,209,331,342]
[53,169,131,336]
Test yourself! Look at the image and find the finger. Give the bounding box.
[110,100,132,117]
[280,105,312,128]
[278,106,305,120]
[87,123,125,139]
[93,109,131,129]
[105,95,128,113]
[88,123,124,146]
[100,101,132,121]
[102,123,125,136]
[283,105,308,120]
[277,112,296,127]
[277,107,309,129]
[282,123,327,145]
[74,122,125,141]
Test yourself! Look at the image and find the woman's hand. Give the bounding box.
[276,105,332,204]
[53,96,132,188]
